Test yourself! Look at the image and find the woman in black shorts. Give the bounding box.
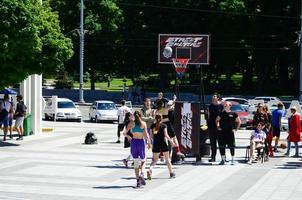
[147,114,176,179]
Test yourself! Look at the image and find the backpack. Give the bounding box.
[84,132,98,144]
[20,103,27,114]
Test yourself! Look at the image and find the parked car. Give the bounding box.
[89,100,118,123]
[221,97,250,111]
[43,98,82,122]
[253,96,281,103]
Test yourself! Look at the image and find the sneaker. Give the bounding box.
[136,179,141,188]
[16,137,23,141]
[170,172,176,178]
[273,148,280,153]
[208,158,216,162]
[9,135,13,139]
[284,153,290,157]
[123,159,128,168]
[230,160,236,165]
[219,160,225,165]
[269,152,274,157]
[177,152,185,158]
[147,170,152,180]
[247,160,252,165]
[116,140,121,143]
[139,175,146,185]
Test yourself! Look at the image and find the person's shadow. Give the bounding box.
[0,141,20,147]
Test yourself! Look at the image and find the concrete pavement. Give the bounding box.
[0,121,302,200]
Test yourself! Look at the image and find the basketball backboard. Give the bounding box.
[158,34,210,65]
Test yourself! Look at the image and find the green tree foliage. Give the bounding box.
[49,0,124,90]
[0,0,73,89]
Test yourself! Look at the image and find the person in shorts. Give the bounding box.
[271,102,284,153]
[1,94,13,141]
[147,114,176,180]
[123,110,151,188]
[14,94,27,140]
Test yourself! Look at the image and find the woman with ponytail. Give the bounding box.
[124,110,151,188]
[147,114,176,180]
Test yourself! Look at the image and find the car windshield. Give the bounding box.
[231,104,245,112]
[58,101,76,109]
[97,103,116,110]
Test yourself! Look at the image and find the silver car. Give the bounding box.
[89,100,118,123]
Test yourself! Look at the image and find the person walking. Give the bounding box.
[1,94,14,141]
[284,106,301,157]
[14,94,27,140]
[271,102,285,153]
[207,93,223,162]
[123,110,151,188]
[122,112,134,167]
[141,98,154,135]
[116,100,131,143]
[216,101,241,165]
[147,114,176,180]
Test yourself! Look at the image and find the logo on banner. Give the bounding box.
[181,102,192,149]
[165,37,204,48]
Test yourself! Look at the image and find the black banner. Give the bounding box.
[174,102,200,154]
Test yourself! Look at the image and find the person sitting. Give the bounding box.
[248,122,267,164]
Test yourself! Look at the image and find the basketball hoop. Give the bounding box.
[172,58,189,77]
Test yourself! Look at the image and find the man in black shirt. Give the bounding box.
[207,93,223,162]
[216,101,241,165]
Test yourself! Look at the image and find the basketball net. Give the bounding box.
[172,58,189,77]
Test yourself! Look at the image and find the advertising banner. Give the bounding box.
[174,102,200,154]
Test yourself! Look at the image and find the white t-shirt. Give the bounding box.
[251,130,266,142]
[117,105,131,124]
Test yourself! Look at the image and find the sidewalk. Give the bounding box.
[0,122,301,200]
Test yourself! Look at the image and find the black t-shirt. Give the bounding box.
[218,110,238,131]
[208,104,223,128]
[151,123,167,144]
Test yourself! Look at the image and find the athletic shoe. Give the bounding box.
[170,172,176,179]
[136,179,141,188]
[284,153,289,157]
[123,159,128,168]
[247,160,252,165]
[116,140,121,143]
[147,170,152,180]
[16,137,23,141]
[230,160,236,165]
[139,175,146,185]
[219,160,225,165]
[208,158,216,162]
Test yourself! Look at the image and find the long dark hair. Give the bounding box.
[134,110,143,127]
[155,114,162,131]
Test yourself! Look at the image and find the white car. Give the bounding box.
[44,98,82,122]
[221,97,250,111]
[89,100,118,123]
[253,96,281,103]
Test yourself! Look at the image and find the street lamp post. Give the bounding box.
[79,0,85,103]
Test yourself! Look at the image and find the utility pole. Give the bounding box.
[79,0,85,103]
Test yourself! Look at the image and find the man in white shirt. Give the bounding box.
[116,100,131,143]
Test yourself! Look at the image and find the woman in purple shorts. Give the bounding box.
[124,110,151,188]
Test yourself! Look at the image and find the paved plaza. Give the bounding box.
[0,121,302,200]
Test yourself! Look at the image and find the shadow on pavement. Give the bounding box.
[275,161,302,169]
[0,141,20,147]
[93,185,135,189]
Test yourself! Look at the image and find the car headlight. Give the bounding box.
[56,112,64,117]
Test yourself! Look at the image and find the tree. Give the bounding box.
[0,0,73,89]
[49,0,124,90]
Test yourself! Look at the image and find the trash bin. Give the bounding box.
[200,125,210,156]
[23,114,33,136]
